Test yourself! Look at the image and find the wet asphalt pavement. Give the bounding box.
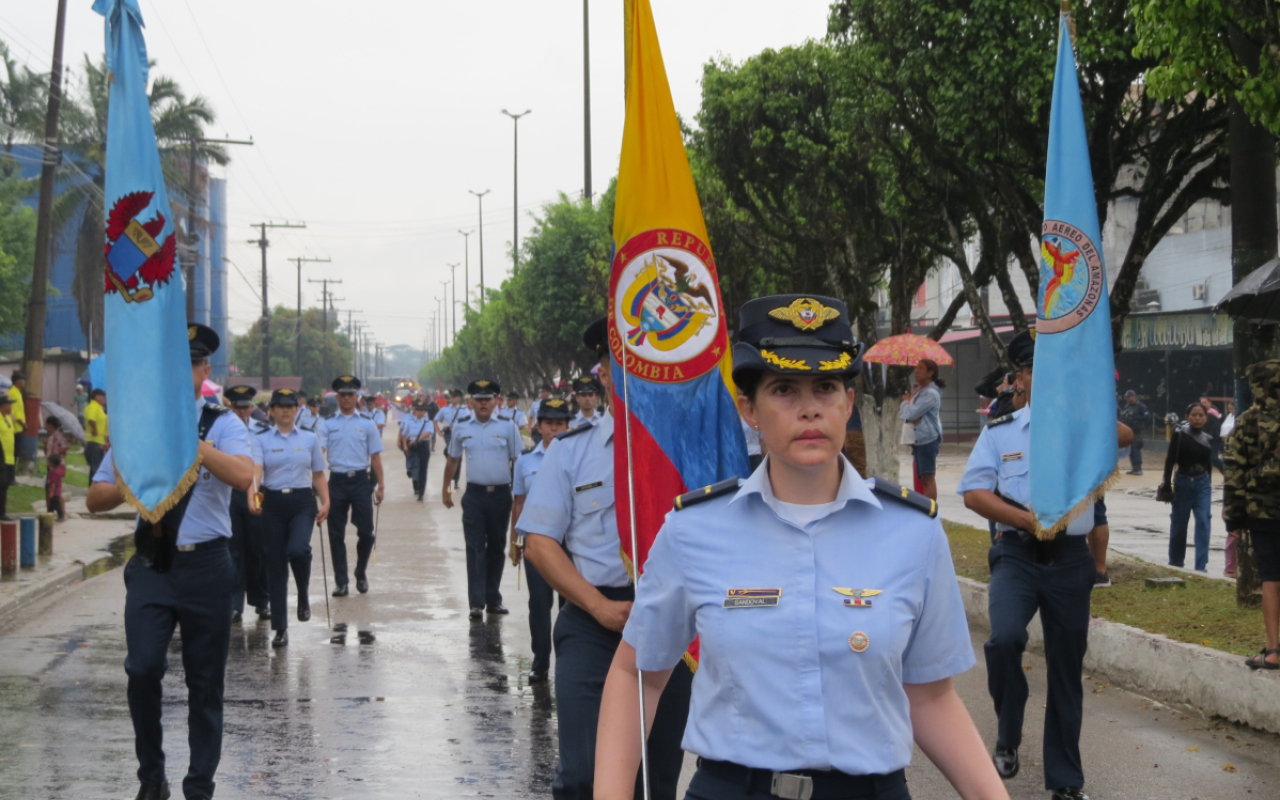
[2,427,1280,799]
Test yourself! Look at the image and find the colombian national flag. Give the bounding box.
[610,0,749,642]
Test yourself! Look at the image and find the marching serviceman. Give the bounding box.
[570,376,604,428]
[957,331,1132,800]
[364,394,387,434]
[497,390,529,434]
[529,384,554,423]
[319,376,386,597]
[594,297,1004,800]
[509,396,574,683]
[223,385,269,623]
[436,390,465,492]
[294,391,312,428]
[86,324,255,800]
[399,400,435,502]
[300,397,322,431]
[257,389,330,647]
[520,318,694,800]
[442,379,522,620]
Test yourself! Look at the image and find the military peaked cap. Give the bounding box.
[269,388,300,407]
[332,375,362,392]
[188,323,220,359]
[224,385,257,408]
[468,379,500,399]
[732,295,861,382]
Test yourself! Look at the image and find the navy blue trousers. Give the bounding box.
[228,489,268,615]
[407,441,430,498]
[461,484,511,610]
[525,557,554,673]
[261,490,316,632]
[123,542,235,798]
[327,471,374,587]
[985,534,1094,790]
[551,588,692,800]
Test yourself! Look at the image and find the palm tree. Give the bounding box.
[0,41,46,151]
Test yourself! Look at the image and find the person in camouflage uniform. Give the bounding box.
[1222,359,1280,670]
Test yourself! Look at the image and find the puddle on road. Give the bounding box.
[82,534,134,580]
[329,622,377,645]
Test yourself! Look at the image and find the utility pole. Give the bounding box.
[22,0,67,416]
[468,190,491,306]
[290,256,330,378]
[458,229,474,313]
[448,262,459,336]
[248,221,306,390]
[583,0,592,201]
[501,109,532,270]
[185,136,252,321]
[344,309,363,378]
[308,278,342,384]
[439,280,449,350]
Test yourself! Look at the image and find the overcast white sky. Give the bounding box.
[4,0,833,351]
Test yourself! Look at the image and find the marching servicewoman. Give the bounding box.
[319,376,386,597]
[522,318,694,800]
[509,396,574,683]
[595,297,1005,800]
[400,399,435,501]
[257,388,330,647]
[442,379,522,620]
[87,324,255,800]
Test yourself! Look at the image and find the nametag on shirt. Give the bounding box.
[724,588,781,609]
[575,481,604,493]
[270,448,284,452]
[1001,452,1023,462]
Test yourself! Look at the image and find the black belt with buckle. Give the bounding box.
[174,539,228,554]
[696,759,905,800]
[264,487,310,495]
[332,469,370,480]
[466,483,510,494]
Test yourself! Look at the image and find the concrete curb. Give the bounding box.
[957,576,1280,735]
[0,562,87,622]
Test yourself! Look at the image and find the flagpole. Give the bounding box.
[618,344,652,800]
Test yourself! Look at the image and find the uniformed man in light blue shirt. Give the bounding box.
[294,391,313,428]
[318,375,386,597]
[509,396,574,683]
[497,390,529,432]
[958,330,1132,800]
[569,375,604,428]
[363,394,386,433]
[399,400,435,501]
[443,379,522,619]
[521,318,693,800]
[86,324,255,800]
[436,390,466,490]
[528,384,554,425]
[223,384,269,624]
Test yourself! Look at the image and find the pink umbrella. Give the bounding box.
[201,379,222,398]
[861,334,953,367]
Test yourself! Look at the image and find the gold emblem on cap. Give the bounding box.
[819,352,853,371]
[546,399,565,408]
[340,376,353,382]
[279,389,294,395]
[769,298,840,331]
[188,326,197,340]
[760,350,809,370]
[476,379,491,387]
[849,631,870,653]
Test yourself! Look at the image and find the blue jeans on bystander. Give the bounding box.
[1169,471,1212,571]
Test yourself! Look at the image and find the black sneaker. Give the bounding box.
[1093,571,1111,588]
[1051,788,1090,800]
[992,746,1019,779]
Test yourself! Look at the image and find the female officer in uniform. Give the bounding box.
[595,295,1007,800]
[258,388,330,647]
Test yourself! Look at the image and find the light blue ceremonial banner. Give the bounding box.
[1030,15,1118,537]
[94,0,198,521]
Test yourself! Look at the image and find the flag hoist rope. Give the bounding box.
[619,346,653,800]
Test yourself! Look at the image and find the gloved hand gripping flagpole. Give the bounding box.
[619,341,653,800]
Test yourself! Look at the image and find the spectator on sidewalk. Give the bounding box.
[74,383,89,426]
[899,358,945,500]
[1221,399,1240,578]
[1223,359,1280,671]
[1198,396,1225,473]
[1119,390,1151,475]
[1221,399,1237,439]
[8,370,27,434]
[1161,404,1214,572]
[43,415,68,462]
[46,453,65,521]
[84,389,108,479]
[0,394,14,520]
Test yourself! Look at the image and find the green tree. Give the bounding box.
[0,163,37,333]
[1,41,45,150]
[230,306,352,395]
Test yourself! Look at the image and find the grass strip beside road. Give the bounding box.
[944,520,1262,659]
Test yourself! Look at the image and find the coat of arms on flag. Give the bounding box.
[103,190,177,303]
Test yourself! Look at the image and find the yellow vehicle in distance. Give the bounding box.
[393,377,420,404]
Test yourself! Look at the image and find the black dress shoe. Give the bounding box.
[486,604,510,615]
[297,599,311,622]
[528,669,549,683]
[992,746,1019,779]
[1051,789,1090,800]
[469,607,484,621]
[134,780,170,800]
[332,584,349,597]
[230,610,242,624]
[272,630,288,648]
[256,605,271,620]
[356,578,369,594]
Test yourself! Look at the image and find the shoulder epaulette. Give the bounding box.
[674,477,741,511]
[555,422,594,441]
[866,477,938,518]
[359,411,373,420]
[253,422,272,435]
[457,413,472,423]
[987,413,1016,427]
[202,402,229,414]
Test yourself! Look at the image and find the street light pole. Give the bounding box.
[468,190,491,306]
[501,109,532,271]
[458,229,473,313]
[583,0,593,201]
[448,262,459,336]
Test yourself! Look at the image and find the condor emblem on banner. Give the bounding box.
[103,190,176,303]
[610,229,730,383]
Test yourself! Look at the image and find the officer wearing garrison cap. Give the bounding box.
[958,330,1133,800]
[318,375,385,597]
[87,324,255,800]
[223,384,270,623]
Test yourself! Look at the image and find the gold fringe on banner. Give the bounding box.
[116,454,203,524]
[1031,466,1120,540]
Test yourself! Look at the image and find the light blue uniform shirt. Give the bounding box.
[233,414,266,466]
[517,411,629,588]
[296,405,313,426]
[446,415,521,486]
[571,410,602,429]
[318,410,385,472]
[257,426,326,490]
[956,406,1093,535]
[512,440,547,497]
[401,414,434,442]
[93,401,253,545]
[623,456,975,773]
[435,405,463,428]
[368,408,386,428]
[496,406,527,427]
